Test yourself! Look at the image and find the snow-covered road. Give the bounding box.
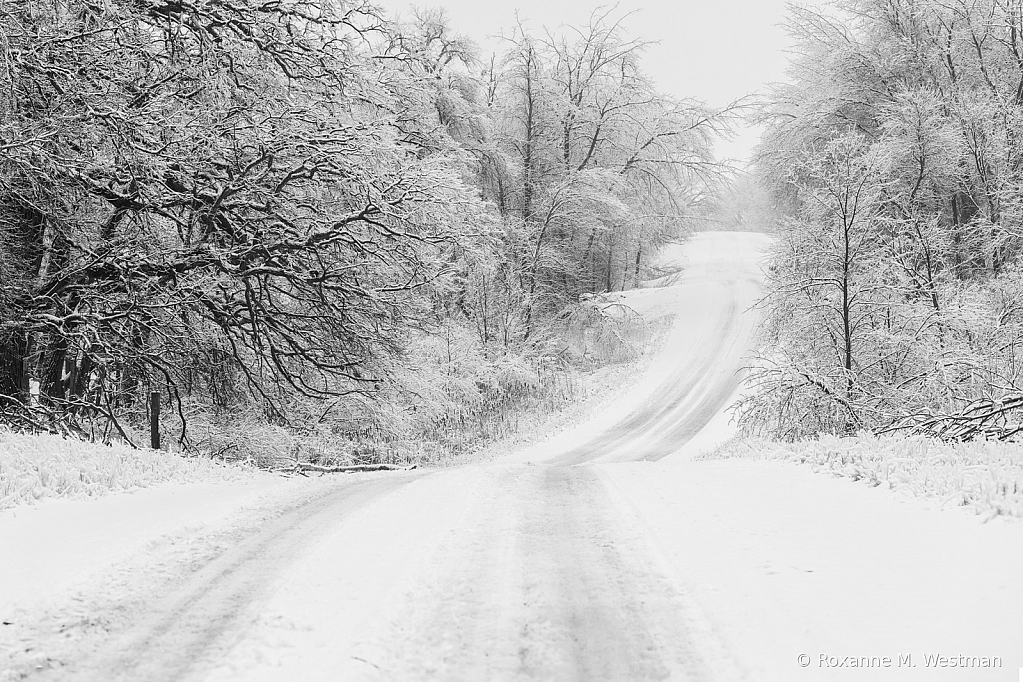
[2,232,1021,681]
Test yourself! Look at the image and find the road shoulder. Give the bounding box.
[597,459,1023,681]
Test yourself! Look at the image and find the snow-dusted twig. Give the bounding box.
[885,395,1023,442]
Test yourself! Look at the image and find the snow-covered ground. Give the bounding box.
[602,459,1023,681]
[2,231,1020,681]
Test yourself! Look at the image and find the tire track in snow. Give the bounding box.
[342,465,733,681]
[551,277,759,465]
[9,473,422,682]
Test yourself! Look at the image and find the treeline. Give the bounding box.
[0,1,724,456]
[744,0,1023,438]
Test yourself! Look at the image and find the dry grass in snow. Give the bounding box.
[0,428,250,511]
[706,433,1023,519]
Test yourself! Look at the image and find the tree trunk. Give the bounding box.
[521,46,537,223]
[28,218,70,405]
[634,243,642,285]
[605,239,614,292]
[841,215,855,432]
[0,334,28,404]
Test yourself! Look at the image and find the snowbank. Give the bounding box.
[599,459,1023,681]
[708,434,1023,519]
[0,428,250,510]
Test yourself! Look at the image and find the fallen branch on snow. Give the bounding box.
[287,461,417,474]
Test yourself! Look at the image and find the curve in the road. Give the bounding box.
[3,231,772,682]
[552,232,769,465]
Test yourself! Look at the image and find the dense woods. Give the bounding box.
[0,1,726,458]
[743,0,1023,440]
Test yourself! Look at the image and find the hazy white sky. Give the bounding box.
[375,0,826,164]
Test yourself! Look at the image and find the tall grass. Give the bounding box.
[706,434,1023,519]
[0,428,249,511]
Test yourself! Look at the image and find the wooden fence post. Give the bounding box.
[150,390,161,450]
[21,357,30,399]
